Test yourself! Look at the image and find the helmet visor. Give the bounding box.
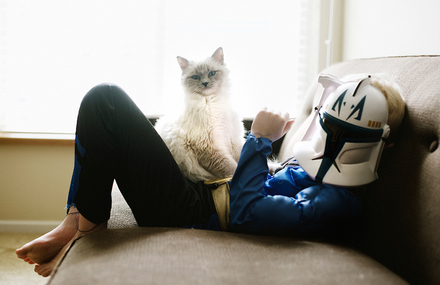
[312,111,384,182]
[320,111,384,156]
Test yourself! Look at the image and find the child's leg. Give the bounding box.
[71,83,215,227]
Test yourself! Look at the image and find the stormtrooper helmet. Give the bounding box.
[293,74,390,187]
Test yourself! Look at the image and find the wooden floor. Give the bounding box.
[0,232,48,285]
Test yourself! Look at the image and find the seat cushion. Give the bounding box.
[48,227,408,285]
[107,183,138,229]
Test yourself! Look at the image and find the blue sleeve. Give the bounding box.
[229,135,362,235]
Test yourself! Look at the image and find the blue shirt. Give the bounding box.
[192,134,362,235]
[228,134,362,235]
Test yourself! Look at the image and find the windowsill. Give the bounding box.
[0,120,252,147]
[0,132,75,145]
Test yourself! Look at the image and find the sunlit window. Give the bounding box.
[0,0,319,133]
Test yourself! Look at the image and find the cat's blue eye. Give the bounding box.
[191,75,200,80]
[208,71,216,77]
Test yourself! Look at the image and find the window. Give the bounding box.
[0,0,322,134]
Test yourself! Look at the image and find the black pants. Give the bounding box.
[67,83,216,227]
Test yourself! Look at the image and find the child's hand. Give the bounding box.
[250,108,294,142]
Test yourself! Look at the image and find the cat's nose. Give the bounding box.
[202,82,208,87]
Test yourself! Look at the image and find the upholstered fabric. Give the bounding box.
[49,226,408,285]
[48,56,440,285]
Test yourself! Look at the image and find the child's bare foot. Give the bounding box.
[34,260,58,277]
[34,230,81,277]
[32,213,107,277]
[16,207,80,265]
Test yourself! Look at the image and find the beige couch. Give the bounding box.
[47,56,440,285]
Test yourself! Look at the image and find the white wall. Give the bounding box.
[342,0,440,60]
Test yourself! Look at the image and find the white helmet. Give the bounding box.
[293,74,390,187]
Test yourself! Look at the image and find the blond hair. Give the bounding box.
[342,73,406,142]
[369,74,405,136]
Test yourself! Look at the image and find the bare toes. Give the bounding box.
[16,247,36,265]
[35,262,54,277]
[24,257,35,264]
[16,246,29,259]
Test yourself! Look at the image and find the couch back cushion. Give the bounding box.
[279,56,440,285]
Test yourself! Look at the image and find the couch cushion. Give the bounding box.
[107,183,137,229]
[48,227,408,285]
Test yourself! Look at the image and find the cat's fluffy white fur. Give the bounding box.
[155,47,245,183]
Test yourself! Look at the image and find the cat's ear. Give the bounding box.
[177,56,189,71]
[211,47,224,65]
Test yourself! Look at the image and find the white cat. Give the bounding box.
[155,47,245,183]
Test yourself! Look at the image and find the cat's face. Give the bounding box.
[182,62,225,96]
[178,47,229,96]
